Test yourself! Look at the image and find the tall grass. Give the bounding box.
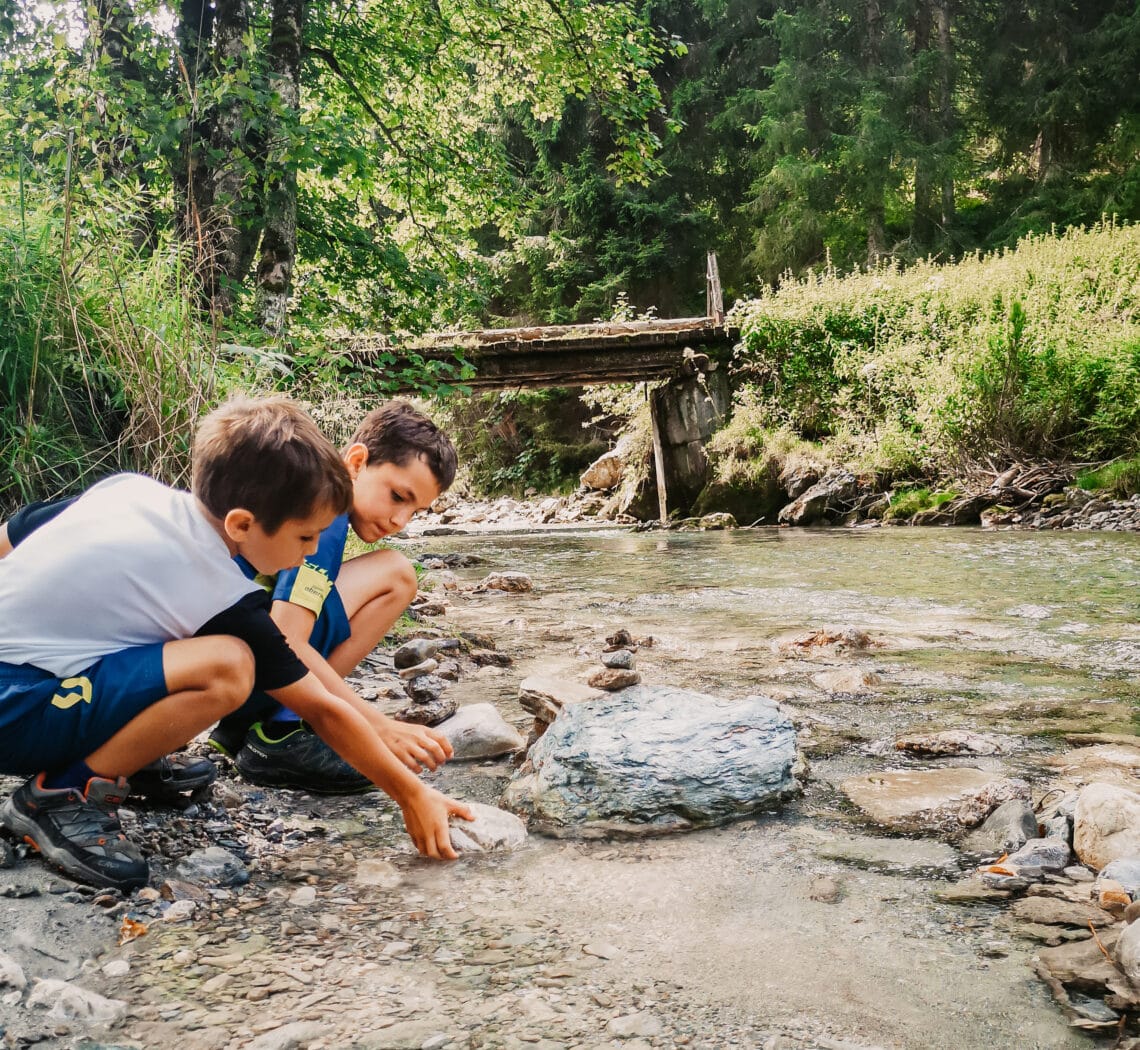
[0,182,221,513]
[728,221,1140,481]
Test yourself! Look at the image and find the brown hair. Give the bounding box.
[193,397,353,534]
[349,400,457,491]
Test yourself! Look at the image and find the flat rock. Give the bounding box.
[518,674,603,724]
[812,667,881,695]
[26,978,126,1023]
[476,571,533,593]
[587,667,641,691]
[246,1021,327,1050]
[503,685,799,837]
[814,833,960,875]
[841,768,1029,833]
[895,730,1005,757]
[395,694,457,727]
[1044,745,1140,791]
[1010,896,1116,928]
[932,876,1013,904]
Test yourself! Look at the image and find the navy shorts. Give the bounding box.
[0,644,168,775]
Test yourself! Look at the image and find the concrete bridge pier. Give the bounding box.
[649,364,731,521]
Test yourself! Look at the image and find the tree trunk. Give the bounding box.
[911,0,937,246]
[255,0,305,335]
[934,0,955,225]
[864,0,886,266]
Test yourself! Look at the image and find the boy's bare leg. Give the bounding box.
[325,549,418,676]
[86,636,254,778]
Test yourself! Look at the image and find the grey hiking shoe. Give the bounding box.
[234,722,374,795]
[129,753,217,798]
[0,774,148,891]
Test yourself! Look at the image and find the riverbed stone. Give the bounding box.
[1005,837,1072,878]
[395,694,458,727]
[393,637,454,669]
[1074,783,1140,870]
[0,951,26,991]
[811,667,881,695]
[601,648,635,670]
[587,667,641,691]
[436,703,525,760]
[518,675,603,724]
[404,674,447,703]
[449,802,527,853]
[502,685,799,836]
[895,729,1006,757]
[1098,858,1140,900]
[962,799,1040,856]
[26,978,127,1023]
[1044,745,1140,791]
[777,472,858,526]
[1116,919,1140,984]
[477,571,533,593]
[176,846,247,887]
[814,833,960,876]
[841,768,1030,834]
[581,448,625,491]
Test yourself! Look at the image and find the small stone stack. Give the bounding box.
[586,628,644,691]
[392,637,460,726]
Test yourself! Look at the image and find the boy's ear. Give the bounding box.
[344,443,370,477]
[222,508,255,542]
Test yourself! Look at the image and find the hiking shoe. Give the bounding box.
[207,721,249,761]
[128,753,218,798]
[0,774,148,892]
[234,722,374,795]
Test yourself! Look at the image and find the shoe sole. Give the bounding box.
[235,755,376,796]
[0,797,148,893]
[128,766,218,798]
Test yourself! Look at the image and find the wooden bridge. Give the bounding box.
[342,255,737,392]
[343,255,739,520]
[346,316,738,390]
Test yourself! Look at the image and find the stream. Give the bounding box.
[414,525,1138,1049]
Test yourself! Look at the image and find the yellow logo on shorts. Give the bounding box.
[51,676,93,710]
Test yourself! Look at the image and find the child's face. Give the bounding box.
[348,454,441,543]
[238,503,339,575]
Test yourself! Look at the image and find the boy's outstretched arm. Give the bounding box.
[269,674,473,859]
[272,599,452,773]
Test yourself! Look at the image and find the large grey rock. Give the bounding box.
[502,685,799,837]
[1004,837,1072,878]
[580,447,625,491]
[1074,783,1140,870]
[777,472,858,526]
[841,768,1030,834]
[962,799,1039,856]
[1116,918,1140,984]
[436,703,525,760]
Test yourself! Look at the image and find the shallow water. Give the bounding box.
[409,525,1139,1048]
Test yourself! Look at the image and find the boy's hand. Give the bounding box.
[400,786,475,861]
[380,720,453,773]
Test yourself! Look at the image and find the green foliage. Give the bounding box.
[1077,457,1140,499]
[884,487,956,520]
[732,222,1140,475]
[0,178,221,511]
[439,389,610,496]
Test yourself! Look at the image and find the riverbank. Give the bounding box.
[411,482,1140,536]
[2,526,1137,1049]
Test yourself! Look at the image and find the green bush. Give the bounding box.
[731,222,1140,477]
[884,488,957,520]
[1077,456,1140,498]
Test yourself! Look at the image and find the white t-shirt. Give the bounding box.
[0,474,262,677]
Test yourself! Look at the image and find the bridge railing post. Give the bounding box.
[706,251,724,325]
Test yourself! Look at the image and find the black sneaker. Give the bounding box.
[207,721,251,761]
[128,753,217,798]
[234,722,374,795]
[0,774,148,891]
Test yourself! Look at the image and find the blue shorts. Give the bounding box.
[0,644,168,775]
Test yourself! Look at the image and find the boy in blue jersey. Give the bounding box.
[209,400,459,793]
[0,398,472,890]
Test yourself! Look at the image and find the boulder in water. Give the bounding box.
[502,684,800,837]
[1074,782,1140,870]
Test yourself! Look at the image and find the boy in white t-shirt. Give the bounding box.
[0,398,471,891]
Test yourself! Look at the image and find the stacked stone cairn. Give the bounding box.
[392,637,461,726]
[586,628,646,691]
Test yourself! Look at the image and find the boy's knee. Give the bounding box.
[391,554,418,602]
[210,637,256,707]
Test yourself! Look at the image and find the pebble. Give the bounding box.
[601,649,635,670]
